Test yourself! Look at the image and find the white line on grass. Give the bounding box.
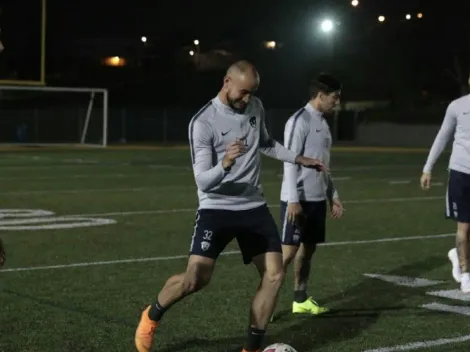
[332,176,352,181]
[363,334,470,351]
[389,180,411,185]
[0,173,152,181]
[421,302,470,316]
[72,196,444,218]
[0,233,453,273]
[0,163,420,171]
[0,187,148,195]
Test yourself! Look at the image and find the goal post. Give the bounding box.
[0,85,108,148]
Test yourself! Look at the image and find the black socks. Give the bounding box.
[294,289,308,303]
[244,326,265,351]
[148,300,167,322]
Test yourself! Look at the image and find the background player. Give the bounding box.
[279,73,344,316]
[135,61,327,352]
[421,73,470,293]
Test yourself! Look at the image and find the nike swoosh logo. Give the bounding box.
[221,130,231,136]
[316,129,322,132]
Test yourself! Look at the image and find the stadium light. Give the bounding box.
[141,36,147,43]
[405,14,411,20]
[417,12,423,19]
[104,56,126,67]
[264,41,276,49]
[320,19,334,33]
[378,15,385,22]
[194,39,199,45]
[189,50,194,56]
[351,0,359,6]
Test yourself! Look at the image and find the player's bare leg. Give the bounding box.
[135,255,215,352]
[456,223,470,272]
[289,243,329,315]
[242,252,284,352]
[456,222,470,292]
[294,243,316,293]
[281,244,299,270]
[266,245,298,322]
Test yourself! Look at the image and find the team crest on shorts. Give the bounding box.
[201,241,210,251]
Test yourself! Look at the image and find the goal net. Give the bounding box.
[0,85,108,147]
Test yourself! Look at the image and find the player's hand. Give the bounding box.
[331,199,344,219]
[222,140,246,168]
[0,238,5,267]
[420,172,432,190]
[295,156,327,172]
[287,202,303,225]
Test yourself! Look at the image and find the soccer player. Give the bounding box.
[279,73,344,316]
[421,74,470,293]
[134,61,327,352]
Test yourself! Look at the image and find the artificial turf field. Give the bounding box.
[0,146,469,352]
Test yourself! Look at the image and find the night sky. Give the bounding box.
[0,0,469,107]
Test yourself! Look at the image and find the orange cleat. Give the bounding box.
[135,306,159,352]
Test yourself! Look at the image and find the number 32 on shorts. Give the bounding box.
[203,230,213,241]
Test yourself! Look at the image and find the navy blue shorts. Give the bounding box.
[189,204,282,264]
[446,169,470,223]
[280,200,327,246]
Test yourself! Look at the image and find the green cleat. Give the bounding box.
[292,297,329,315]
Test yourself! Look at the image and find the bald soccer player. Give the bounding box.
[135,61,327,352]
[421,73,470,293]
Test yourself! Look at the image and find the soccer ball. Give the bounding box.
[263,343,298,352]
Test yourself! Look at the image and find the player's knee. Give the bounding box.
[263,268,285,289]
[182,262,213,295]
[283,254,295,269]
[182,273,210,295]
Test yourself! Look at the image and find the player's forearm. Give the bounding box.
[423,130,452,173]
[326,175,339,204]
[260,139,298,164]
[423,106,456,173]
[284,164,300,203]
[194,162,227,192]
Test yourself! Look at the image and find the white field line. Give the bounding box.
[389,180,411,185]
[1,187,156,195]
[0,171,447,195]
[0,177,445,196]
[363,334,470,351]
[0,177,447,196]
[0,173,153,181]
[332,176,351,181]
[1,183,284,195]
[71,196,444,218]
[0,162,422,171]
[426,289,470,302]
[0,233,453,273]
[421,302,470,316]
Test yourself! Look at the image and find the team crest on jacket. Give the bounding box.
[249,116,257,128]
